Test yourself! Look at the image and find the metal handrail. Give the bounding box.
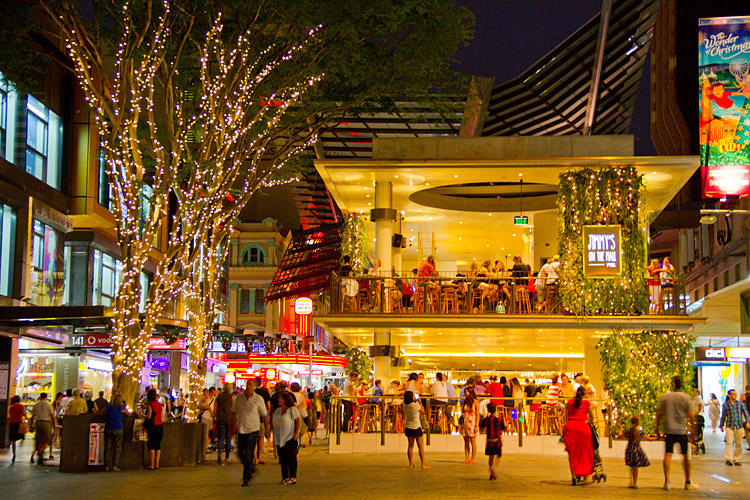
[328,394,615,449]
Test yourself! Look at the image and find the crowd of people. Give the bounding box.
[339,253,679,315]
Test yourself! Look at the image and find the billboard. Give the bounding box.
[699,16,750,198]
[582,225,621,278]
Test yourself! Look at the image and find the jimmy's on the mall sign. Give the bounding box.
[295,297,313,336]
[582,225,622,278]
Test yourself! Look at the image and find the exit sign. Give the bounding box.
[514,215,528,226]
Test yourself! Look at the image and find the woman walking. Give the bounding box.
[562,386,596,485]
[460,386,479,464]
[8,395,26,462]
[272,392,301,485]
[708,393,721,432]
[144,389,163,470]
[403,391,429,468]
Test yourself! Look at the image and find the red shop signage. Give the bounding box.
[702,164,750,198]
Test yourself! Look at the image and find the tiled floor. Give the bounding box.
[0,429,748,499]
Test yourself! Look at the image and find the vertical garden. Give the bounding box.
[557,166,649,316]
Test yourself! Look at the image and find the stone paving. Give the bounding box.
[1,430,748,499]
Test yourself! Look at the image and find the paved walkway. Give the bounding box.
[0,430,748,499]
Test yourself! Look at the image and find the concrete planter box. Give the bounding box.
[60,414,206,473]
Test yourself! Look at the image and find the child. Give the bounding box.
[484,403,506,480]
[624,415,651,488]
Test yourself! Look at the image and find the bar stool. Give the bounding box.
[514,287,532,314]
[441,286,459,314]
[544,284,558,314]
[357,289,370,312]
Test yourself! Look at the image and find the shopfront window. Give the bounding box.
[30,220,64,306]
[0,204,16,297]
[92,249,123,307]
[25,95,63,190]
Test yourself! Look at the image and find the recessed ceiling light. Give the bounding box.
[366,194,370,197]
[395,175,399,178]
[459,221,463,224]
[519,173,523,177]
[425,183,430,186]
[459,237,462,240]
[512,233,516,237]
[454,174,458,178]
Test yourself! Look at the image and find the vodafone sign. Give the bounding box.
[295,297,313,315]
[72,333,185,350]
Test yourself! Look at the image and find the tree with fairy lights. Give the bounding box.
[3,0,473,409]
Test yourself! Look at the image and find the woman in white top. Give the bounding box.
[271,392,301,485]
[403,391,429,468]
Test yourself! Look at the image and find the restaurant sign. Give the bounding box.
[698,16,750,198]
[71,333,185,350]
[582,225,621,278]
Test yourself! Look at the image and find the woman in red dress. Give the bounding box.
[562,386,595,485]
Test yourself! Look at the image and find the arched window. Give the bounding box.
[239,243,266,266]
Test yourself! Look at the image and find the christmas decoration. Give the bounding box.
[219,331,233,352]
[341,214,370,272]
[344,346,373,380]
[557,166,648,315]
[263,337,276,355]
[597,329,693,436]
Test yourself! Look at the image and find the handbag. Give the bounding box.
[495,302,506,314]
[18,420,29,435]
[590,422,600,450]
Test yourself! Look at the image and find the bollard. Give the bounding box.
[380,399,386,446]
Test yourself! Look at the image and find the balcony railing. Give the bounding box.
[328,272,687,316]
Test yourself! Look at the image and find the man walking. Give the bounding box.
[744,385,750,451]
[719,388,750,466]
[230,379,270,486]
[655,375,696,491]
[215,383,235,465]
[30,393,56,465]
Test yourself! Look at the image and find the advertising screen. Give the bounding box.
[699,16,750,197]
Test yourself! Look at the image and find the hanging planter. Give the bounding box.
[219,331,233,351]
[263,337,275,355]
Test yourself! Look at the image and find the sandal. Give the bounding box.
[287,478,296,485]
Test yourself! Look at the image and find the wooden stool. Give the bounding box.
[544,285,558,314]
[357,289,370,312]
[441,286,459,314]
[514,287,532,314]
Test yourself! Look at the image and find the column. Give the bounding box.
[371,330,398,384]
[372,182,396,312]
[228,283,239,327]
[230,240,239,267]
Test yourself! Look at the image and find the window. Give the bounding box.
[97,146,115,210]
[240,244,266,266]
[0,204,16,296]
[240,289,251,314]
[254,288,265,314]
[30,220,64,306]
[25,96,63,190]
[0,73,17,162]
[92,249,122,307]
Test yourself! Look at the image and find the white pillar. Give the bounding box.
[373,330,397,384]
[375,182,393,273]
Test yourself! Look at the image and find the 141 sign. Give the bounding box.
[582,225,622,278]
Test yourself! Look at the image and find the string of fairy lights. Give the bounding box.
[47,1,329,412]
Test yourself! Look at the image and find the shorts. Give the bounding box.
[9,422,24,442]
[405,427,423,438]
[664,433,688,455]
[35,421,53,446]
[147,424,164,451]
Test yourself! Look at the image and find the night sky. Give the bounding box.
[453,0,656,155]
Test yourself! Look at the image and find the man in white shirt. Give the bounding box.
[430,373,448,404]
[342,373,359,432]
[231,379,269,486]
